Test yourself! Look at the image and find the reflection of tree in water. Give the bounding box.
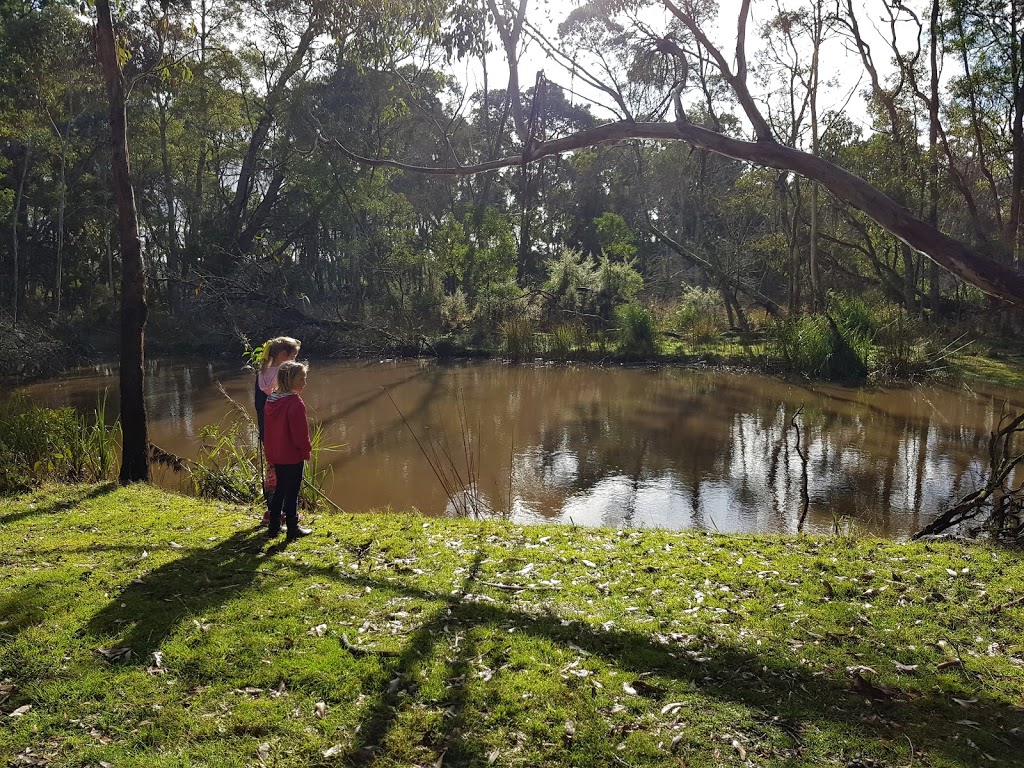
[499,369,1024,536]
[29,359,1022,535]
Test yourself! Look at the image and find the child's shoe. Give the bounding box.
[285,527,312,542]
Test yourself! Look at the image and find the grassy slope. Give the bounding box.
[1,485,1022,768]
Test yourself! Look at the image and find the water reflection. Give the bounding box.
[19,359,1024,537]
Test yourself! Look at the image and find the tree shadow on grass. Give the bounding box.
[0,482,117,526]
[281,556,1024,768]
[84,527,275,657]
[75,528,1024,766]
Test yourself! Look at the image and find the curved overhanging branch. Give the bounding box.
[329,120,1024,306]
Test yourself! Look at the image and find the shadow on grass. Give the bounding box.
[85,526,273,656]
[78,530,1024,767]
[284,555,1024,768]
[0,482,117,526]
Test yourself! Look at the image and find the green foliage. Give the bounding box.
[0,394,119,492]
[191,418,261,505]
[871,309,947,381]
[671,285,725,344]
[826,293,880,341]
[547,322,588,359]
[299,424,344,511]
[594,253,644,318]
[430,215,470,284]
[770,314,869,381]
[614,303,657,358]
[594,211,637,262]
[499,316,539,360]
[543,247,598,316]
[472,278,525,331]
[439,287,474,332]
[542,246,644,325]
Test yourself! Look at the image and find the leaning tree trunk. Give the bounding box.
[96,0,149,483]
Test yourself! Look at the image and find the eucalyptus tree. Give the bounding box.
[344,0,1024,307]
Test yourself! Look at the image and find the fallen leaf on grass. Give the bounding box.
[315,701,326,719]
[850,672,894,702]
[894,663,918,674]
[95,647,132,663]
[953,697,978,707]
[13,750,48,765]
[487,749,500,764]
[9,704,32,717]
[322,745,344,758]
[937,659,964,670]
[622,682,638,696]
[631,678,666,697]
[307,624,328,637]
[661,702,685,715]
[731,739,747,760]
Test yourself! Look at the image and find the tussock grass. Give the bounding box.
[1,484,1023,767]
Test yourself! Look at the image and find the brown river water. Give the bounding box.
[18,358,1024,537]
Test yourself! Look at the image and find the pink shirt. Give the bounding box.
[258,366,280,395]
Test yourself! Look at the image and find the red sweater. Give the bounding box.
[263,393,312,465]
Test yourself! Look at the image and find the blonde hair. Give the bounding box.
[275,360,308,393]
[259,336,301,371]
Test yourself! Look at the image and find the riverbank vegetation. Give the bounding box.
[2,483,1023,767]
[6,0,1024,390]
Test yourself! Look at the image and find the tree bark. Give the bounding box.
[96,0,149,483]
[928,0,941,312]
[10,141,31,326]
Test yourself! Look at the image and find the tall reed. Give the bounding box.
[500,317,538,360]
[0,393,120,492]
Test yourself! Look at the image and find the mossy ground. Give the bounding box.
[1,484,1023,767]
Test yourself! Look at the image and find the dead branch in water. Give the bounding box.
[914,411,1024,541]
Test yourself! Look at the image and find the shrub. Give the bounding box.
[500,316,539,360]
[542,247,598,318]
[191,419,261,504]
[548,322,588,359]
[0,394,119,492]
[872,309,946,380]
[827,292,880,340]
[615,304,657,359]
[770,313,868,381]
[439,287,475,332]
[672,286,725,344]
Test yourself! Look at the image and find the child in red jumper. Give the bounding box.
[255,336,301,526]
[263,360,313,541]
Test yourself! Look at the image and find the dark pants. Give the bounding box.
[269,462,303,534]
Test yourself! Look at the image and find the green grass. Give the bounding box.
[954,352,1024,389]
[2,484,1023,767]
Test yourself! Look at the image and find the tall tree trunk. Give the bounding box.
[10,141,31,326]
[159,97,180,312]
[221,19,318,272]
[96,0,149,483]
[1010,8,1024,263]
[954,8,1003,231]
[928,0,941,312]
[808,1,824,311]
